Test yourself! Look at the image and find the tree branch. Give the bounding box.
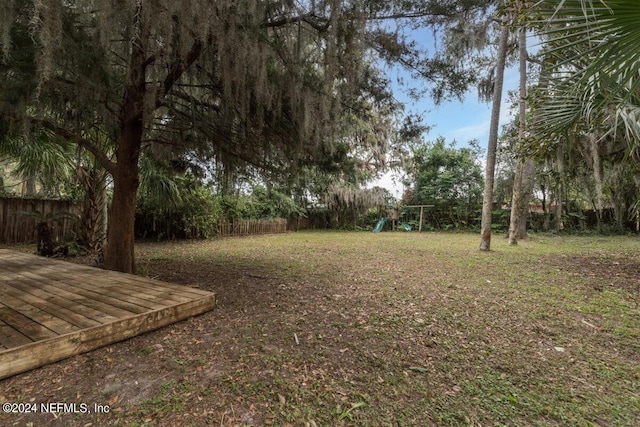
[264,13,330,32]
[33,118,116,175]
[156,39,204,109]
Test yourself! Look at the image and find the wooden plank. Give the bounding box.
[40,263,212,300]
[0,251,210,305]
[0,294,216,380]
[25,268,170,310]
[42,266,202,306]
[0,198,82,244]
[0,286,81,335]
[0,306,57,342]
[0,249,217,379]
[0,319,32,348]
[2,274,131,322]
[0,252,211,296]
[2,275,115,324]
[0,281,101,330]
[13,270,152,315]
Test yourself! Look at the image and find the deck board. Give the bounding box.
[0,249,216,380]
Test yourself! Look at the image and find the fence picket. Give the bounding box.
[217,218,288,238]
[2,196,309,244]
[0,197,82,244]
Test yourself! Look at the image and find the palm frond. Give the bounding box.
[0,132,76,187]
[530,0,640,146]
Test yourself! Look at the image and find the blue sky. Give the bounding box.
[363,19,543,199]
[370,62,521,198]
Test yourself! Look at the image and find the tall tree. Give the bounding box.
[1,0,381,272]
[479,18,509,251]
[508,0,535,245]
[406,137,484,228]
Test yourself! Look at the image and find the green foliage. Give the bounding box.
[220,185,305,221]
[0,0,37,112]
[524,2,640,235]
[136,158,222,239]
[0,132,80,198]
[136,160,308,239]
[531,0,640,145]
[178,184,222,239]
[406,137,484,229]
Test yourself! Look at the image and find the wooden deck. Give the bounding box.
[0,249,216,380]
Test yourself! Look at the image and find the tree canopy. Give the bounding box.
[0,0,395,271]
[406,137,484,228]
[1,0,502,271]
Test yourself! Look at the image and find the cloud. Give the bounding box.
[367,170,405,199]
[445,119,492,143]
[442,94,518,147]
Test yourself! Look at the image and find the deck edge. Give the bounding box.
[0,293,216,380]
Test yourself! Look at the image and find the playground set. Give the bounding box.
[373,205,433,233]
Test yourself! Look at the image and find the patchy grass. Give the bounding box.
[1,231,639,426]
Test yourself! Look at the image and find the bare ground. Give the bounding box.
[0,232,639,426]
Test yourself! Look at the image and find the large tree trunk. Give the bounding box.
[480,22,509,251]
[104,129,142,273]
[103,6,146,273]
[509,19,530,245]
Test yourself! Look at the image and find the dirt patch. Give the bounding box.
[550,251,640,295]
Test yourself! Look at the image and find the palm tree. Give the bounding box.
[528,1,640,231]
[531,0,640,149]
[1,131,110,251]
[0,132,76,197]
[508,0,535,246]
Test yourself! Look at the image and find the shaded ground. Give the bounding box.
[1,232,639,426]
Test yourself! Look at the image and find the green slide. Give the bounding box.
[373,217,387,233]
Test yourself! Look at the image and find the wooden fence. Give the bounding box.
[217,218,288,238]
[0,197,81,244]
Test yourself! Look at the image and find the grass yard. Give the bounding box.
[1,231,639,426]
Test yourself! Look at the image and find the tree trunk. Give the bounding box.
[104,130,141,273]
[23,174,37,196]
[590,133,604,232]
[103,1,146,274]
[509,158,536,243]
[508,161,525,244]
[79,166,108,251]
[508,19,530,245]
[480,22,509,251]
[541,180,551,230]
[552,141,564,231]
[519,159,536,236]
